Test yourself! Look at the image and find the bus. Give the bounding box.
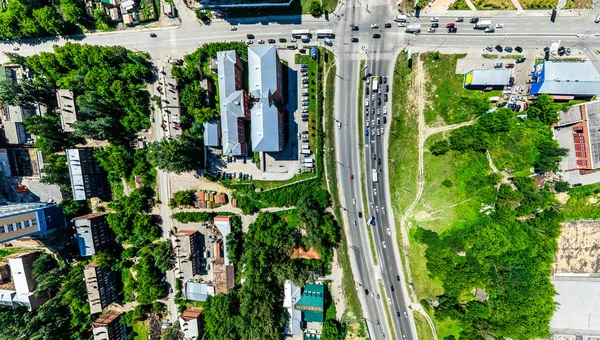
[292,29,311,38]
[315,29,335,38]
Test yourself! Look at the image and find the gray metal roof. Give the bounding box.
[185,281,214,301]
[551,276,600,335]
[584,100,600,169]
[2,121,26,144]
[203,120,221,147]
[217,51,247,156]
[248,45,282,152]
[65,149,86,201]
[536,61,600,96]
[251,98,282,152]
[467,69,511,86]
[557,104,584,127]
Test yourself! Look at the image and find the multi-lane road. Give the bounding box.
[3,2,600,339]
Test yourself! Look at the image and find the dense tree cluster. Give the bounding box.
[203,207,339,340]
[106,187,161,246]
[146,134,204,174]
[169,190,196,208]
[0,0,92,40]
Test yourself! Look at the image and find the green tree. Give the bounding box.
[71,117,121,141]
[321,319,340,340]
[32,253,61,297]
[162,322,182,340]
[204,293,241,340]
[309,1,323,16]
[430,139,450,155]
[169,190,196,208]
[95,144,135,181]
[449,125,487,153]
[527,94,558,125]
[32,7,64,35]
[146,134,203,174]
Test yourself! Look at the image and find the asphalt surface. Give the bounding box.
[2,4,600,340]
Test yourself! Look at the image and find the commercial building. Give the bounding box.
[73,212,113,257]
[213,259,234,295]
[283,280,302,335]
[173,230,204,280]
[0,202,64,244]
[463,69,512,90]
[554,100,600,184]
[248,45,284,153]
[0,251,48,311]
[179,308,204,340]
[217,50,251,156]
[92,310,127,340]
[203,120,221,147]
[84,262,118,314]
[65,148,110,201]
[185,280,214,302]
[57,89,77,132]
[530,60,600,98]
[295,283,325,330]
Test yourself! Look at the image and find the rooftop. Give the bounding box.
[92,310,122,327]
[464,69,511,87]
[551,277,600,335]
[72,212,109,221]
[531,60,600,96]
[217,50,248,156]
[186,280,214,301]
[180,307,203,321]
[248,45,279,98]
[295,283,325,323]
[584,100,600,168]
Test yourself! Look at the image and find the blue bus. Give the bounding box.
[311,46,317,60]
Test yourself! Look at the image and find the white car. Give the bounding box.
[595,14,600,23]
[371,24,379,28]
[374,188,377,196]
[337,121,342,129]
[230,26,237,31]
[383,107,387,114]
[495,23,504,28]
[398,22,406,27]
[387,228,391,235]
[366,120,370,127]
[382,241,386,248]
[427,27,436,33]
[430,17,439,22]
[258,39,265,44]
[290,38,297,42]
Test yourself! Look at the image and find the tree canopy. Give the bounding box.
[146,134,204,174]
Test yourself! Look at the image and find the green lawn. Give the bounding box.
[253,172,316,190]
[132,321,149,340]
[471,0,516,9]
[422,53,501,125]
[0,248,22,261]
[413,312,435,340]
[449,0,471,9]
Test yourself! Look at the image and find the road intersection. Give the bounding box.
[3,2,600,339]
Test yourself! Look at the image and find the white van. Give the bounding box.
[365,98,369,107]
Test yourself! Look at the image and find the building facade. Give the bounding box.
[92,310,127,340]
[66,148,110,201]
[74,212,114,257]
[174,230,204,281]
[84,262,118,314]
[179,308,204,340]
[0,251,48,311]
[0,202,64,244]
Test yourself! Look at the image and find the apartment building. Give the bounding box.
[0,251,48,311]
[73,212,114,257]
[92,310,127,340]
[84,262,118,314]
[173,230,204,280]
[0,202,65,244]
[65,148,110,201]
[179,308,204,340]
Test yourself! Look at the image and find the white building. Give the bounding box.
[0,251,48,311]
[179,308,203,339]
[283,280,302,335]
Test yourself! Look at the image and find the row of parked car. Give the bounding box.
[300,64,310,119]
[222,172,254,180]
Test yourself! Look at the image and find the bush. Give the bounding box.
[309,1,323,16]
[171,211,215,223]
[441,179,453,187]
[169,190,196,208]
[430,140,450,155]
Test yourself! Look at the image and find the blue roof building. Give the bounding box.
[530,60,600,97]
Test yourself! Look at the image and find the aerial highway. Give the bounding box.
[2,3,600,340]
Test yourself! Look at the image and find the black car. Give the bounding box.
[372,153,376,160]
[456,17,464,22]
[516,57,526,63]
[150,33,157,37]
[384,23,392,28]
[358,211,363,218]
[351,25,359,31]
[383,116,387,124]
[302,114,309,118]
[246,34,255,39]
[396,310,401,317]
[373,33,381,38]
[515,46,523,53]
[379,77,383,84]
[396,275,400,281]
[366,88,369,95]
[378,158,381,165]
[391,285,395,292]
[504,46,513,52]
[301,64,309,69]
[384,94,388,102]
[268,39,276,44]
[351,37,359,42]
[383,76,387,83]
[279,38,287,43]
[377,98,381,106]
[495,45,503,52]
[470,17,479,23]
[431,23,439,28]
[448,27,457,33]
[497,101,507,107]
[386,85,389,92]
[544,46,550,53]
[365,289,369,295]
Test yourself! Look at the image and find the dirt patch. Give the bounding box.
[554,220,600,275]
[555,192,570,204]
[291,247,321,259]
[589,196,598,204]
[414,210,433,221]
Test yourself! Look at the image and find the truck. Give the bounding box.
[372,169,378,182]
[474,20,491,29]
[405,24,421,33]
[372,77,379,91]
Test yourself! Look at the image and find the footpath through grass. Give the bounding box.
[422,53,501,125]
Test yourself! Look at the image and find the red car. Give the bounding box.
[505,63,515,68]
[350,174,354,180]
[445,23,455,28]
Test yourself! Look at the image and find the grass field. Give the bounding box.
[520,0,590,8]
[132,321,149,340]
[422,53,502,125]
[449,0,471,9]
[388,53,419,218]
[413,312,435,340]
[0,248,23,261]
[471,0,515,9]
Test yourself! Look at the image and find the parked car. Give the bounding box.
[595,13,600,23]
[150,33,157,37]
[268,39,276,44]
[386,85,389,92]
[351,25,359,30]
[384,94,388,102]
[494,62,503,68]
[372,33,381,38]
[516,57,526,63]
[257,39,265,44]
[505,63,515,68]
[246,34,255,39]
[279,38,287,42]
[497,101,508,107]
[504,46,513,52]
[445,23,455,28]
[352,37,359,42]
[495,45,503,52]
[515,46,523,53]
[448,27,457,33]
[486,45,494,52]
[384,23,392,28]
